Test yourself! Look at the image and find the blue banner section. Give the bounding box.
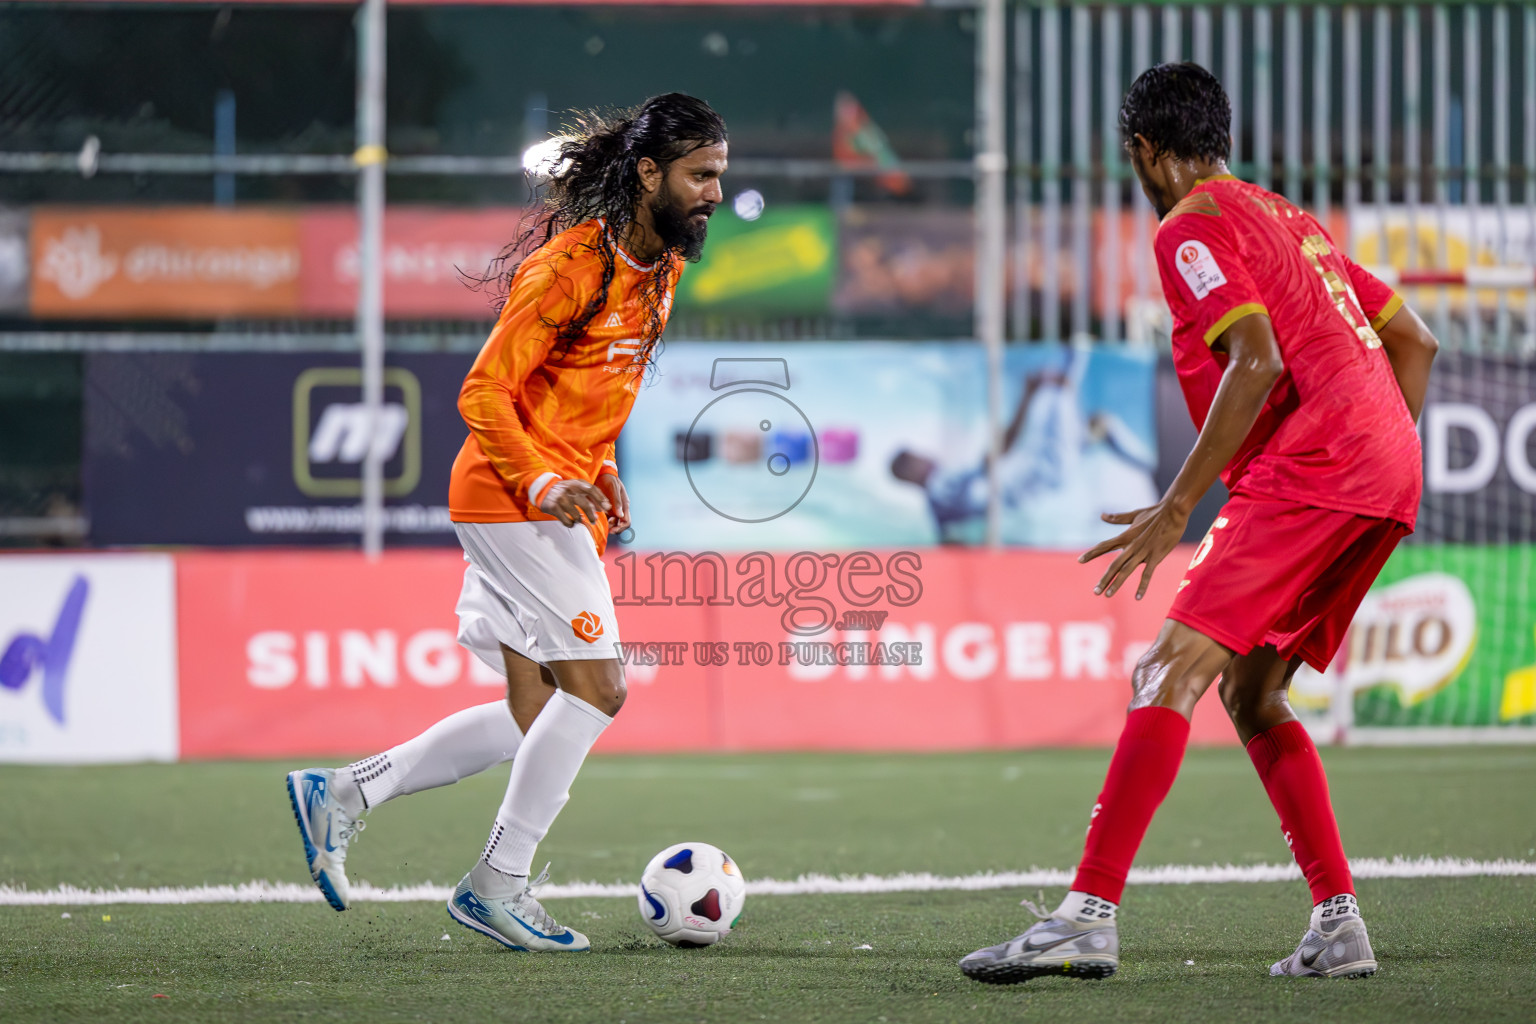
[620,342,1157,550]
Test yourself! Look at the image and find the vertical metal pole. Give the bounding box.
[1224,6,1243,175]
[978,0,1007,548]
[1405,5,1421,287]
[1071,4,1092,339]
[1343,6,1360,251]
[1103,5,1123,342]
[1193,5,1212,69]
[357,0,387,559]
[214,89,236,207]
[1132,5,1152,313]
[1283,4,1302,202]
[1375,5,1392,264]
[1313,6,1331,225]
[1493,5,1511,348]
[1163,3,1182,63]
[1255,5,1273,190]
[1526,6,1535,351]
[1012,3,1033,341]
[1432,4,1450,338]
[1464,5,1482,350]
[1041,2,1062,343]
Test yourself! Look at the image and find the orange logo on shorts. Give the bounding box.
[571,611,604,643]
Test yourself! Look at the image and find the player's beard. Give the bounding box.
[650,180,714,262]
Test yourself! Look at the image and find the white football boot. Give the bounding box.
[446,862,590,952]
[285,767,366,911]
[1271,910,1378,978]
[960,898,1119,984]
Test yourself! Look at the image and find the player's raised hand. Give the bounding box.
[596,473,631,532]
[1079,502,1189,601]
[540,479,611,528]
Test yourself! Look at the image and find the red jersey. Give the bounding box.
[1154,175,1420,527]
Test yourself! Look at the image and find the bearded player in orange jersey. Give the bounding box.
[285,93,728,952]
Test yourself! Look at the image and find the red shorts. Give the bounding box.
[1167,493,1410,672]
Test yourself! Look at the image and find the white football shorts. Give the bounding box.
[453,520,621,673]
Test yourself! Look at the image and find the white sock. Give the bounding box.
[335,702,524,815]
[1311,893,1362,933]
[481,688,612,878]
[1055,890,1118,925]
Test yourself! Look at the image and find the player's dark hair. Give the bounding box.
[478,93,727,359]
[1119,62,1231,163]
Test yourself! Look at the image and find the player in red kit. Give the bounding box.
[962,63,1439,984]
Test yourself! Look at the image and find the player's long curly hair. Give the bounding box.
[480,93,727,360]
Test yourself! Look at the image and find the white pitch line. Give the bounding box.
[0,858,1530,907]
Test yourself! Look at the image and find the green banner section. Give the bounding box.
[1294,546,1536,729]
[674,205,834,313]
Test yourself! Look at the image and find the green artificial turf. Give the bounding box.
[1,747,1533,1023]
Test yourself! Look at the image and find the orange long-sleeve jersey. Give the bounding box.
[449,218,677,552]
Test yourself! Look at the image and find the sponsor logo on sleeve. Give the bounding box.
[1176,239,1228,300]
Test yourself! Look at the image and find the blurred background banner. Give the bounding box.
[0,553,177,763]
[621,341,1157,550]
[31,208,302,318]
[1293,547,1536,733]
[675,204,834,313]
[173,545,1235,761]
[1417,352,1536,543]
[0,209,28,314]
[297,207,521,318]
[83,352,472,546]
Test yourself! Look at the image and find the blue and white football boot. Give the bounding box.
[447,862,590,952]
[285,767,366,912]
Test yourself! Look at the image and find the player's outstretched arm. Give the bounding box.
[1079,313,1283,599]
[1375,302,1439,424]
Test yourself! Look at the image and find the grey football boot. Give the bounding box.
[1270,915,1378,979]
[960,899,1119,984]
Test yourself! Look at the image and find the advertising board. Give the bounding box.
[30,208,302,318]
[620,341,1157,550]
[0,554,178,763]
[297,207,525,318]
[1416,352,1536,542]
[1293,546,1536,731]
[0,208,27,314]
[83,352,473,546]
[174,545,1238,759]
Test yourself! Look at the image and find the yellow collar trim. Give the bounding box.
[1193,173,1238,185]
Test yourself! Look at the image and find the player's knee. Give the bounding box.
[1217,675,1253,727]
[583,665,627,717]
[595,673,627,717]
[1129,640,1212,711]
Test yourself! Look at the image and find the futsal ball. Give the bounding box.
[637,842,746,947]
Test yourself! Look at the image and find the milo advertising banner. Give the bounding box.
[1292,546,1536,732]
[673,204,834,313]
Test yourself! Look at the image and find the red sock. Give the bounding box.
[1246,720,1354,903]
[1071,706,1190,903]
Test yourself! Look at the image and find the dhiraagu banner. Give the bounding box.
[1292,546,1536,731]
[674,205,834,312]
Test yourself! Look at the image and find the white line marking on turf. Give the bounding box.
[0,858,1531,906]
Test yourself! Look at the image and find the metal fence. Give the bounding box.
[4,3,1531,352]
[1013,2,1536,352]
[1,1,1533,550]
